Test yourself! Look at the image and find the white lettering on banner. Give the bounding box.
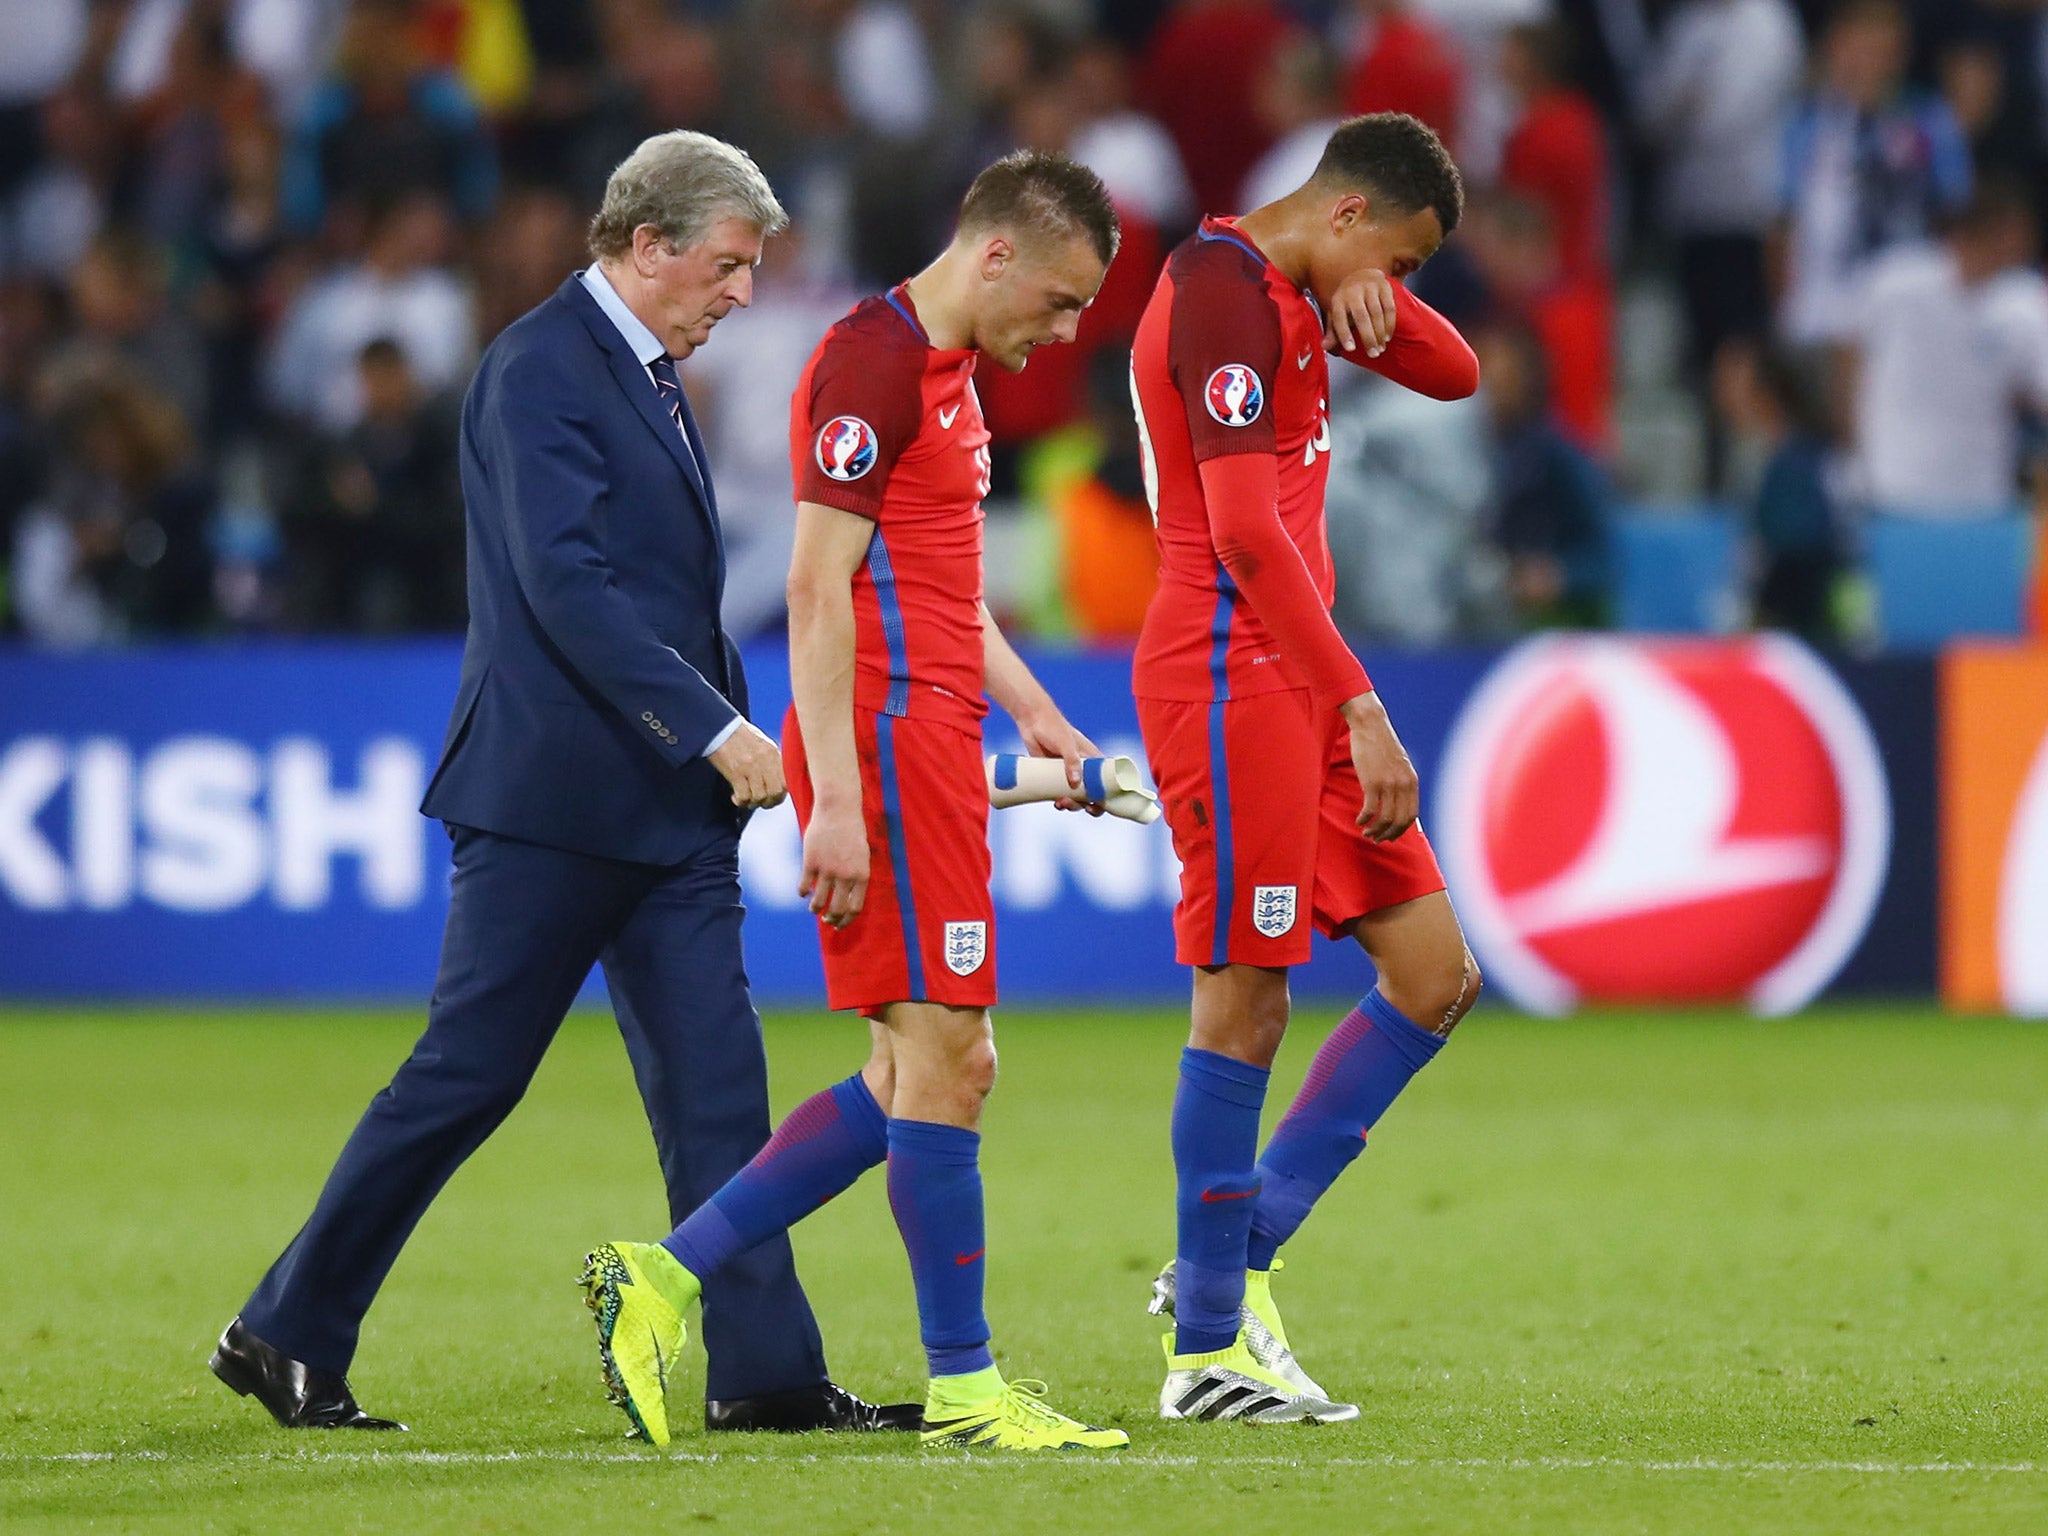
[72,739,133,909]
[994,801,1159,910]
[271,739,425,910]
[0,734,431,914]
[0,737,69,909]
[139,738,269,911]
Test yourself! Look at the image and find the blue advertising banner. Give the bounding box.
[0,639,1935,1007]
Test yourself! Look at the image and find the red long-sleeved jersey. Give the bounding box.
[1130,215,1477,708]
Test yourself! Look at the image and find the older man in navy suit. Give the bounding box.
[210,132,915,1436]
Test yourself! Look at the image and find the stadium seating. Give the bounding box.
[1612,503,1740,634]
[1867,511,2034,648]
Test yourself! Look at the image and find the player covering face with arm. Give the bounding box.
[1128,113,1485,1421]
[584,151,1129,1452]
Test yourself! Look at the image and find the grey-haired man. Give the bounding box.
[210,132,917,1438]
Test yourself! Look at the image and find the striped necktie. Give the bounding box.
[647,354,703,482]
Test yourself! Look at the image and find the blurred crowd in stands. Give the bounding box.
[2,0,2045,649]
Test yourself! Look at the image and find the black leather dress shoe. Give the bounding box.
[208,1317,406,1430]
[704,1381,922,1433]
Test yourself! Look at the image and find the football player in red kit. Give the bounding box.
[1130,114,1485,1421]
[586,153,1130,1452]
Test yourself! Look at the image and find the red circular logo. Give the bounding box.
[1435,637,1890,1013]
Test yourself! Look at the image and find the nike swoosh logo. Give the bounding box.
[955,1247,986,1266]
[939,405,960,428]
[1298,349,1313,370]
[1200,1187,1257,1203]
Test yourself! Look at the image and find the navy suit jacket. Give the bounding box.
[422,275,749,865]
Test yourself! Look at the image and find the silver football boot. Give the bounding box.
[1157,1332,1359,1423]
[1148,1257,1344,1404]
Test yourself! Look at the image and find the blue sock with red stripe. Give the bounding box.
[1246,990,1444,1271]
[662,1073,887,1278]
[887,1118,995,1379]
[1172,1046,1271,1357]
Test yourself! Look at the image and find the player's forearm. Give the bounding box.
[1350,284,1479,401]
[787,576,863,813]
[981,602,1060,728]
[1201,453,1371,708]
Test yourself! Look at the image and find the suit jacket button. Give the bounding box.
[642,711,655,722]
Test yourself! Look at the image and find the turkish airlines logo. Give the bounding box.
[1435,637,1890,1015]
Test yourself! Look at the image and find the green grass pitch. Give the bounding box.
[1,1003,2044,1533]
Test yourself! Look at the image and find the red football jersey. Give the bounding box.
[791,286,993,730]
[1130,215,1477,707]
[1131,217,1350,706]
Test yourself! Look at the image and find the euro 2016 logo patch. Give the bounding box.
[944,921,987,976]
[1252,885,1297,938]
[816,416,878,481]
[1205,364,1265,428]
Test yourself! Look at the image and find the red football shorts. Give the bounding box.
[1138,688,1446,968]
[784,704,996,1016]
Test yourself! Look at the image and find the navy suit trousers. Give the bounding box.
[241,824,828,1401]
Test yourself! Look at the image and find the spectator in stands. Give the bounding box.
[53,230,211,439]
[1498,21,1612,291]
[473,185,587,343]
[278,337,464,633]
[193,110,287,449]
[1053,345,1160,642]
[1637,0,1806,375]
[265,191,476,431]
[1474,321,1612,629]
[1846,177,2048,516]
[1934,29,2041,188]
[1140,0,1293,214]
[0,0,91,268]
[1776,0,1971,347]
[1712,339,1841,638]
[562,12,728,210]
[1463,191,1613,455]
[281,0,498,238]
[1339,0,1462,148]
[1068,37,1194,235]
[13,363,215,646]
[1240,32,1343,213]
[108,0,342,123]
[0,77,118,282]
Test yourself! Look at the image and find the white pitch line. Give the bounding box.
[5,1451,2040,1476]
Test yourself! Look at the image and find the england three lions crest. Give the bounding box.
[944,921,987,976]
[1252,886,1297,938]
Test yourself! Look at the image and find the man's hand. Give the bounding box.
[1341,690,1419,842]
[1015,708,1105,814]
[800,800,868,927]
[1324,269,1397,358]
[706,718,787,809]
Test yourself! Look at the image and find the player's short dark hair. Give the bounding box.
[958,151,1121,268]
[1311,113,1464,238]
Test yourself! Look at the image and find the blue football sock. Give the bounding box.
[887,1118,995,1379]
[1172,1046,1271,1357]
[662,1073,887,1279]
[1246,990,1445,1271]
